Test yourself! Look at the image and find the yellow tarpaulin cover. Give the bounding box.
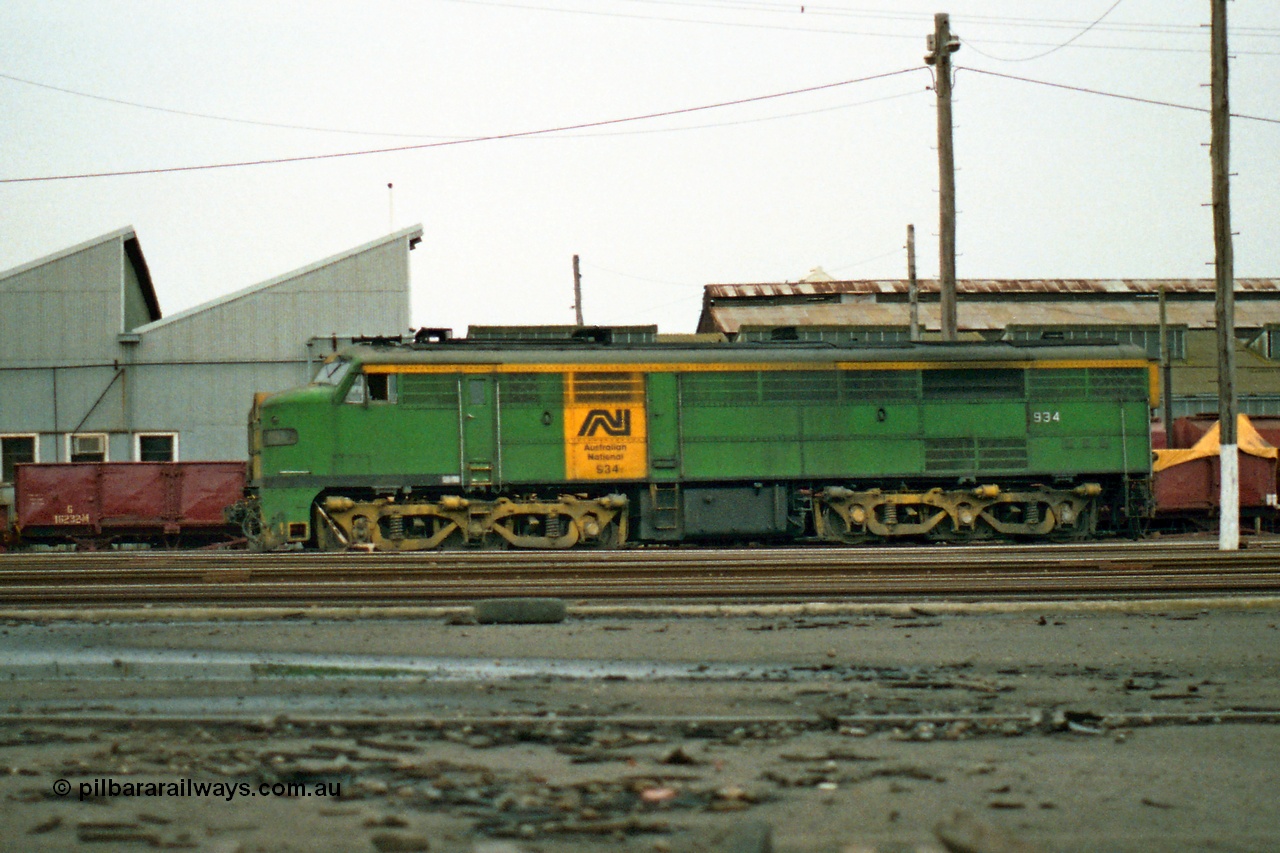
[1153,414,1279,473]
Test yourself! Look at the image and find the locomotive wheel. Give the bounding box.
[314,515,345,551]
[928,517,997,543]
[585,519,623,549]
[814,505,871,545]
[434,529,469,550]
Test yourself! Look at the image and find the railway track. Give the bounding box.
[3,541,1280,607]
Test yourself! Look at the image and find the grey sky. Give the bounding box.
[2,1,1276,334]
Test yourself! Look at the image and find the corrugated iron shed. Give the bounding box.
[0,225,423,464]
[132,225,420,363]
[698,278,1280,334]
[0,226,161,367]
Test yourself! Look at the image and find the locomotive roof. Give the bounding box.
[334,339,1151,368]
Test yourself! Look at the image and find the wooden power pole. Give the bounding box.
[1159,285,1174,436]
[927,13,959,341]
[572,254,584,326]
[1212,0,1238,550]
[907,224,920,341]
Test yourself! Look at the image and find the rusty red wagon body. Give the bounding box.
[13,462,246,548]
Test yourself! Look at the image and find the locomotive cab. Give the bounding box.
[248,356,356,548]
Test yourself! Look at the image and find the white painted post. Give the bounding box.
[1220,442,1239,549]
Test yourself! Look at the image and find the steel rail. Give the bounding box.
[3,540,1279,571]
[2,552,1279,607]
[2,561,1278,589]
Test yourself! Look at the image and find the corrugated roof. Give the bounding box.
[704,298,1280,334]
[698,278,1280,333]
[703,278,1280,298]
[0,225,160,323]
[133,225,422,334]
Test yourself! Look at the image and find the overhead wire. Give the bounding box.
[0,71,465,140]
[574,89,924,137]
[959,0,1126,62]
[0,69,925,140]
[0,67,923,183]
[958,66,1280,125]
[617,1,1280,36]
[436,0,1280,53]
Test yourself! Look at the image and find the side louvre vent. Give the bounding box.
[684,370,916,405]
[761,371,838,403]
[501,373,562,405]
[1088,368,1149,401]
[570,372,643,404]
[922,369,1024,400]
[978,438,1029,469]
[1028,367,1148,401]
[840,370,920,400]
[683,372,759,406]
[925,438,1028,472]
[1027,369,1089,400]
[924,438,973,473]
[399,375,457,408]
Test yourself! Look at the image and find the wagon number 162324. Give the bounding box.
[1032,410,1061,423]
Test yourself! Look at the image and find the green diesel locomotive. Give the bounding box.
[247,331,1155,550]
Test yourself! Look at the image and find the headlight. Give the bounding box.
[262,428,298,447]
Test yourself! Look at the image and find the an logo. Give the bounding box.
[577,409,632,437]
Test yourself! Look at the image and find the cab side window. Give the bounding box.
[368,374,396,403]
[344,375,367,404]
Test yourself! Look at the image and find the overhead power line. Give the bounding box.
[437,0,1280,53]
[0,68,922,184]
[0,69,923,139]
[0,71,463,140]
[619,0,1280,37]
[960,0,1125,62]
[958,66,1280,125]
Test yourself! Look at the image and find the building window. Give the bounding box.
[1005,326,1186,361]
[136,433,178,462]
[1,434,38,483]
[67,433,108,463]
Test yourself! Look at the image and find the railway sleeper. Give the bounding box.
[815,483,1101,541]
[316,493,628,551]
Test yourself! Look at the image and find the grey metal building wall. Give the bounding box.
[0,225,421,476]
[0,228,157,467]
[133,228,414,363]
[0,229,135,368]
